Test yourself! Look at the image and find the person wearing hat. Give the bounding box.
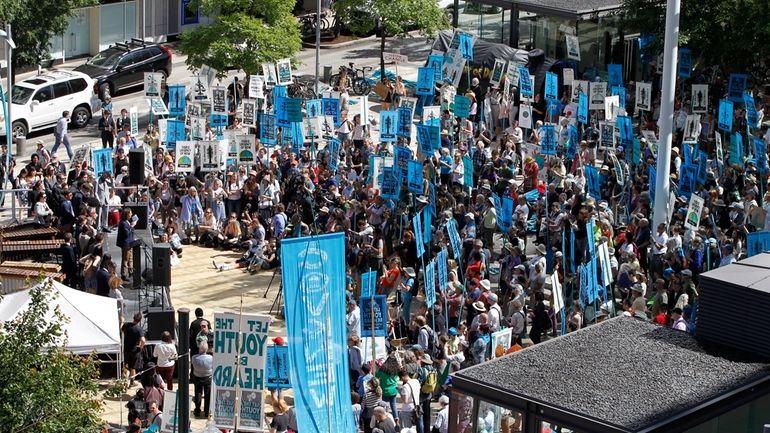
[417,353,436,431]
[486,293,502,332]
[671,307,688,331]
[399,267,417,324]
[346,297,361,338]
[719,243,736,267]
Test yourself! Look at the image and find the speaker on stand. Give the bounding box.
[152,243,172,287]
[129,148,146,185]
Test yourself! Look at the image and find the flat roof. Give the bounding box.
[506,0,623,18]
[453,317,770,432]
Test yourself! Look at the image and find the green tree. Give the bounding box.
[333,0,448,80]
[179,0,302,77]
[0,279,103,432]
[619,0,770,74]
[0,0,98,77]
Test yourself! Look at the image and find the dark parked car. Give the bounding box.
[75,39,173,100]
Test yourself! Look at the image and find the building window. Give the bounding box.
[183,0,199,25]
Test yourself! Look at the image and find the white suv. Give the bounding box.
[0,70,101,138]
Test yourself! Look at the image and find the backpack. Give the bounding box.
[420,367,437,395]
[421,325,437,356]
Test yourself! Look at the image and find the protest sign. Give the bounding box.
[611,86,625,108]
[636,82,652,111]
[490,59,506,86]
[678,48,692,78]
[604,95,620,122]
[397,106,413,138]
[144,72,163,98]
[459,32,474,60]
[260,113,277,145]
[684,194,704,231]
[730,132,743,167]
[407,160,424,194]
[589,82,607,110]
[379,168,400,200]
[577,92,588,124]
[519,104,532,129]
[599,122,615,150]
[394,146,411,178]
[683,114,702,142]
[380,111,398,142]
[728,73,747,101]
[571,80,588,103]
[167,84,186,116]
[266,345,291,389]
[425,260,436,307]
[361,270,378,298]
[262,62,277,87]
[242,99,257,127]
[280,233,356,433]
[211,86,228,116]
[499,195,514,233]
[305,99,322,119]
[617,116,633,148]
[91,148,113,177]
[519,66,533,98]
[565,34,580,60]
[427,54,444,82]
[383,52,408,63]
[692,84,709,113]
[192,74,209,101]
[360,296,388,338]
[165,119,186,149]
[148,98,169,116]
[190,116,205,140]
[174,141,195,173]
[249,75,264,99]
[238,134,256,163]
[453,95,471,118]
[747,231,770,257]
[462,155,473,187]
[276,58,293,86]
[413,213,425,257]
[416,67,435,95]
[490,329,512,359]
[447,218,462,259]
[545,72,558,100]
[212,312,271,431]
[129,105,139,136]
[199,140,224,172]
[539,124,557,155]
[437,249,448,291]
[160,390,191,433]
[607,64,623,88]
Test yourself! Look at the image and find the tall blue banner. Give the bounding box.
[424,260,436,307]
[413,213,425,257]
[718,99,734,132]
[266,345,291,389]
[447,218,462,260]
[407,160,424,194]
[728,73,747,102]
[648,166,657,203]
[498,195,513,232]
[416,124,433,155]
[360,296,388,337]
[755,138,769,174]
[416,67,436,96]
[423,207,432,245]
[540,124,557,155]
[519,66,533,98]
[678,48,692,78]
[379,110,398,142]
[397,106,412,138]
[437,249,448,291]
[92,147,113,176]
[617,115,633,148]
[327,138,340,171]
[584,165,601,199]
[168,84,186,116]
[607,64,623,88]
[280,232,356,433]
[578,93,588,124]
[745,93,758,127]
[545,72,558,100]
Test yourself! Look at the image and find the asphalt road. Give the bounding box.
[14,35,435,160]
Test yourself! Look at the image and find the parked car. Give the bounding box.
[0,70,101,138]
[74,38,173,100]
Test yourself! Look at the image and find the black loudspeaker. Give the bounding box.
[132,244,143,288]
[146,310,175,341]
[128,148,145,185]
[125,202,148,230]
[152,243,172,287]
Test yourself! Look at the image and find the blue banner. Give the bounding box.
[519,66,533,98]
[453,95,471,118]
[607,64,623,88]
[305,99,322,118]
[275,96,290,127]
[617,115,633,148]
[407,160,423,194]
[397,106,412,138]
[747,231,770,257]
[567,124,579,159]
[360,296,388,338]
[584,165,601,199]
[648,166,657,203]
[540,124,557,155]
[168,84,186,117]
[266,345,291,389]
[462,155,473,187]
[611,86,626,108]
[499,195,513,232]
[679,164,697,199]
[413,213,425,257]
[697,150,708,186]
[395,146,411,178]
[730,132,743,167]
[427,54,444,82]
[424,260,436,307]
[632,138,641,165]
[273,84,288,99]
[379,110,398,142]
[416,67,435,95]
[280,232,356,433]
[545,72,558,100]
[728,73,747,102]
[578,92,588,124]
[290,122,304,152]
[755,138,769,174]
[166,119,186,149]
[437,249,448,291]
[327,138,340,171]
[285,97,303,123]
[447,218,462,260]
[209,113,228,128]
[423,207,433,245]
[379,167,401,200]
[322,98,341,126]
[260,113,277,145]
[416,124,433,155]
[459,33,474,60]
[718,99,734,132]
[745,93,758,127]
[360,270,377,298]
[92,147,113,176]
[678,48,692,78]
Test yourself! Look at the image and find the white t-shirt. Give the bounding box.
[154,342,177,368]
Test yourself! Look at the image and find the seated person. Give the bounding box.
[213,239,266,271]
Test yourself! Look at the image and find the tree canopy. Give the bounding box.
[0,0,97,72]
[179,0,302,77]
[0,279,103,432]
[619,0,770,74]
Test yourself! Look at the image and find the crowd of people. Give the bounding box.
[2,53,769,433]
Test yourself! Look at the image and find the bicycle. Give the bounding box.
[329,62,373,96]
[287,76,317,102]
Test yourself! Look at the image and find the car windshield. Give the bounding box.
[10,85,35,105]
[87,48,124,68]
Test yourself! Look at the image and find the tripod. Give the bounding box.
[263,267,283,317]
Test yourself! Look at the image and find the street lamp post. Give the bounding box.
[1,24,16,191]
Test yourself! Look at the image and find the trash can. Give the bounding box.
[14,136,24,156]
[324,65,333,83]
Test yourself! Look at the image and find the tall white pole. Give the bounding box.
[652,0,680,229]
[5,24,13,168]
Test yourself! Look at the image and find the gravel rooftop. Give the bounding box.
[456,316,770,431]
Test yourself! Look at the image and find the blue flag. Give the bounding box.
[584,165,601,199]
[280,232,357,433]
[545,72,558,100]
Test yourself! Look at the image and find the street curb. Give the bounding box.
[302,34,378,50]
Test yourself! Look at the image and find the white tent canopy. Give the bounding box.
[0,278,121,355]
